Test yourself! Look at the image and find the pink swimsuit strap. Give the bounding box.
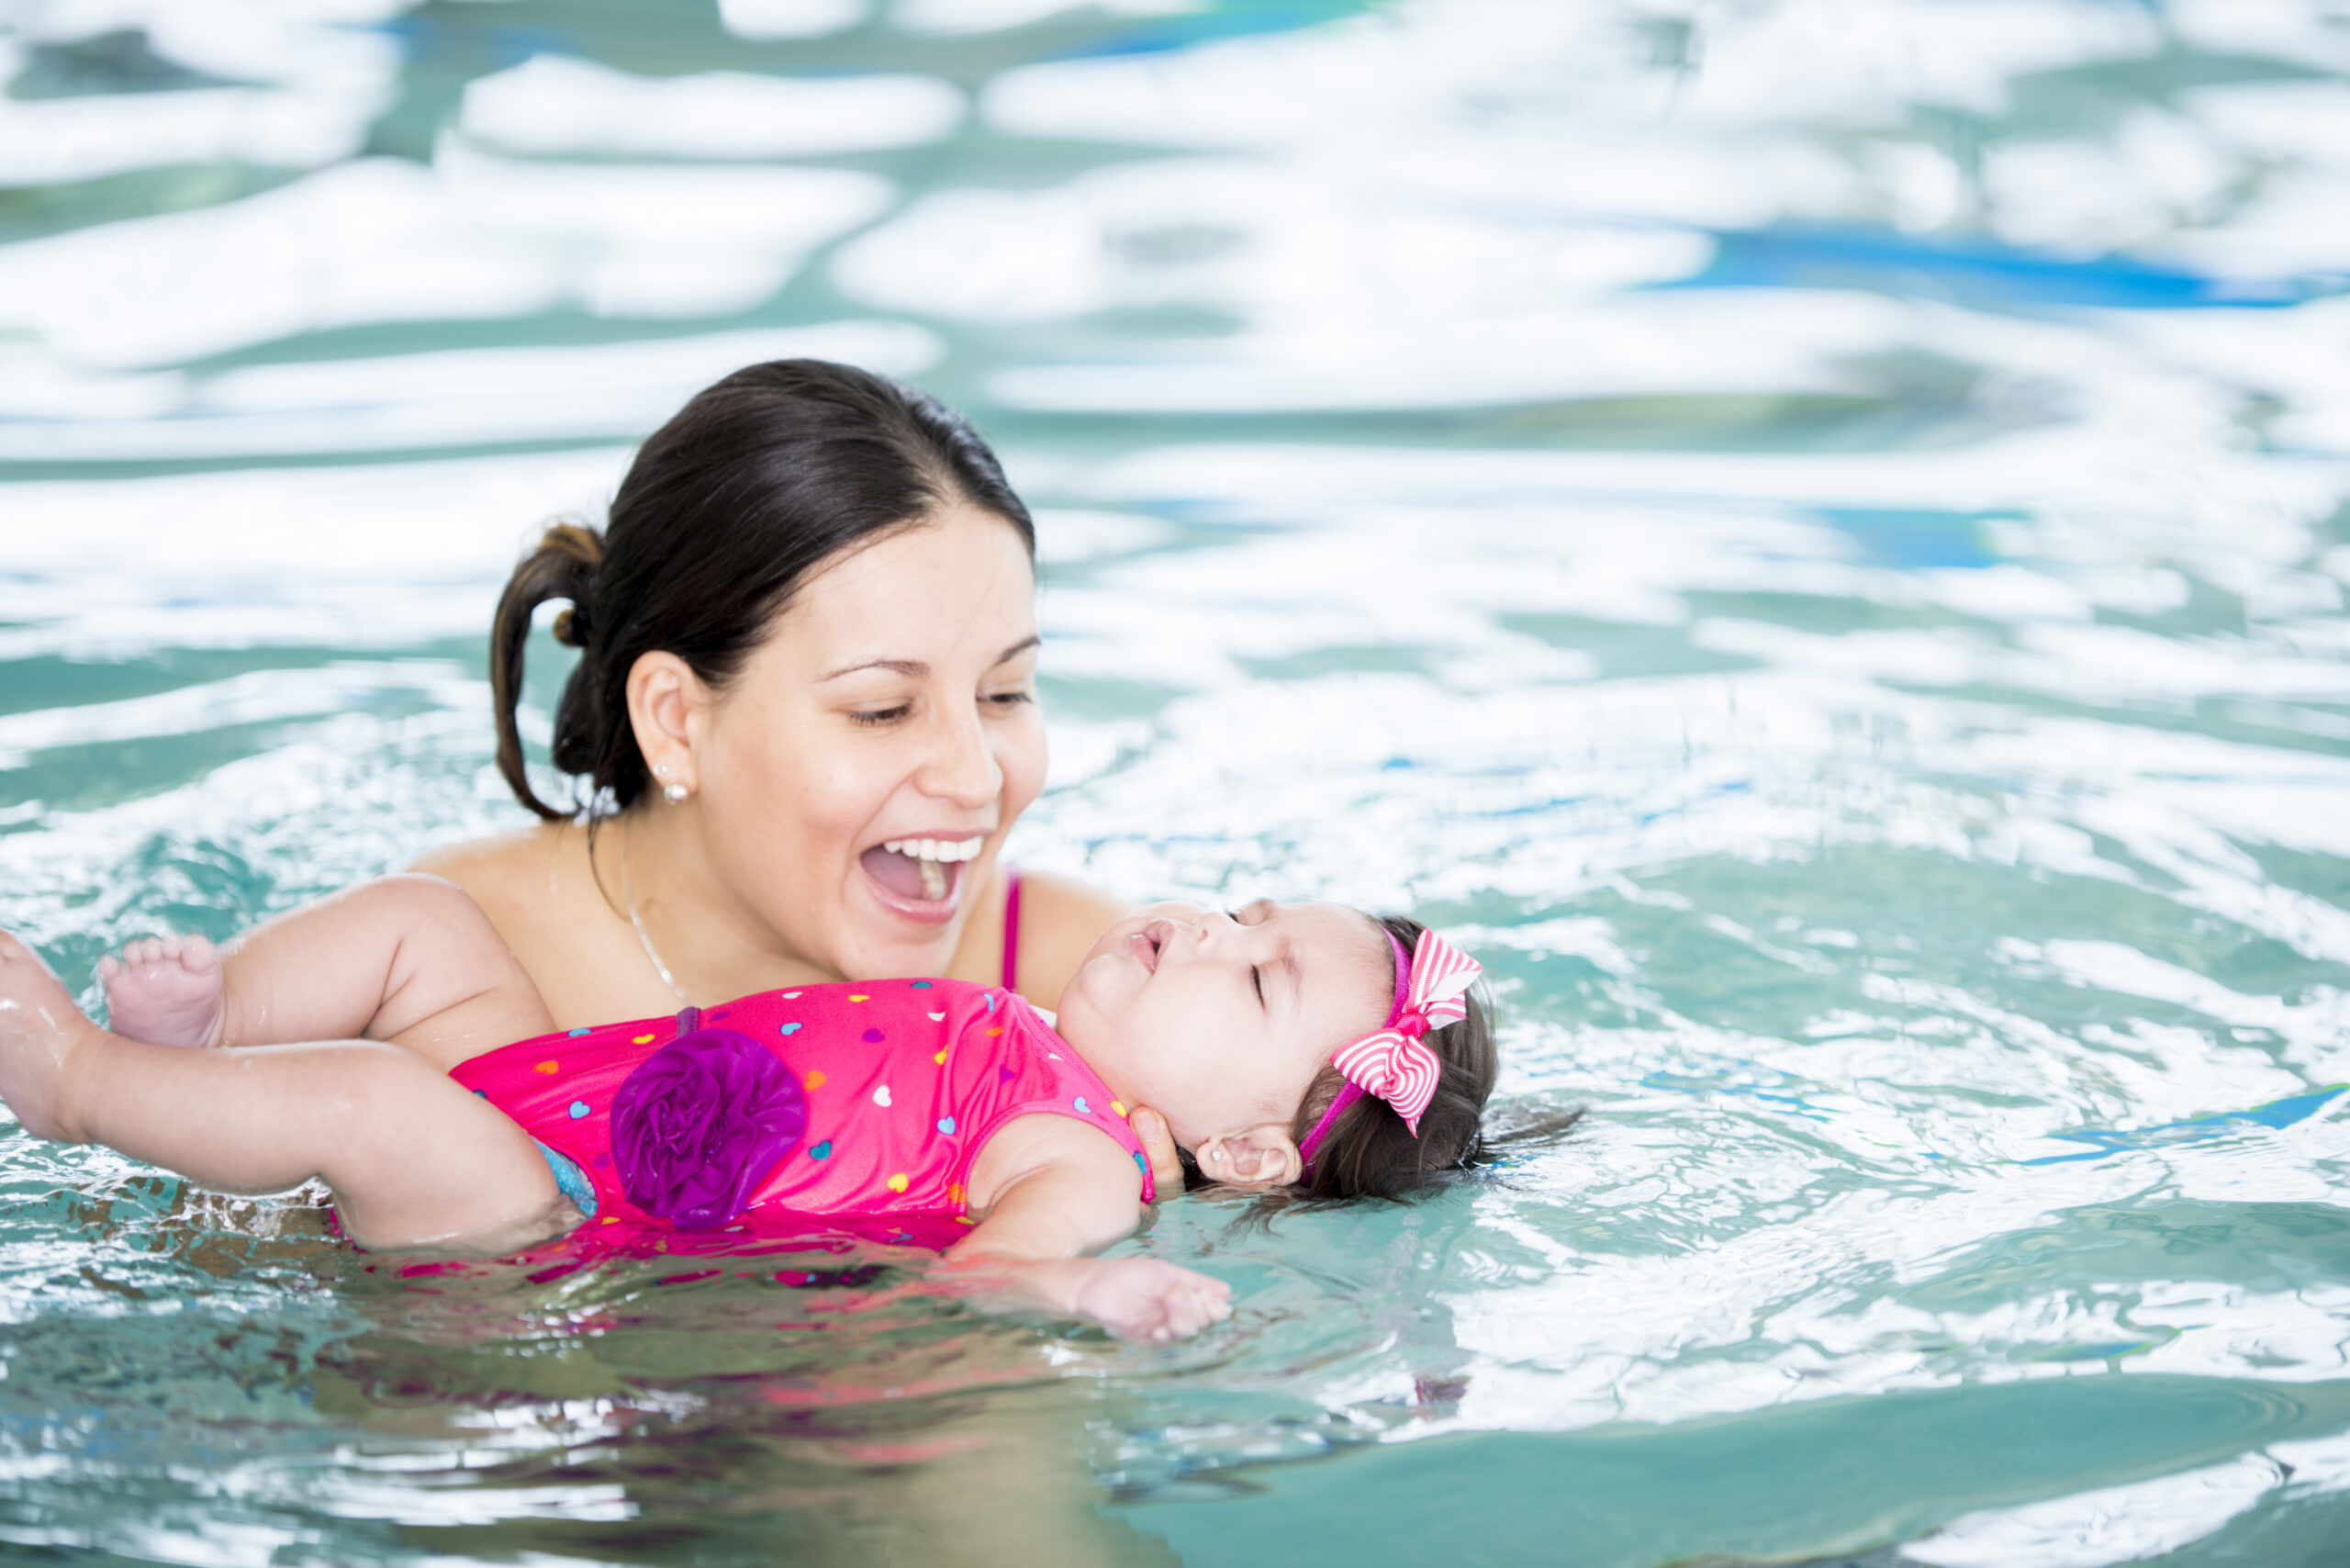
[1001,870,1023,993]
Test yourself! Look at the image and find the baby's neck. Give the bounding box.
[1032,1004,1149,1115]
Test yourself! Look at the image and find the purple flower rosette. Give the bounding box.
[611,1027,807,1228]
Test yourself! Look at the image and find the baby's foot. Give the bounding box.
[0,929,102,1141]
[99,935,224,1049]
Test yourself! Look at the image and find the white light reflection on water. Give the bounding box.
[6,0,2350,1562]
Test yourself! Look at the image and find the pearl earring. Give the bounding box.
[664,782,688,803]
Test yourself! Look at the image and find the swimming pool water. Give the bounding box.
[6,1,2350,1562]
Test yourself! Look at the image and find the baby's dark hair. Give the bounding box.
[1175,913,1580,1209]
[1285,914,1498,1200]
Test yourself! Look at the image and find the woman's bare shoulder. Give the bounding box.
[1013,869,1130,1010]
[410,823,664,1026]
[1018,869,1129,931]
[411,823,594,924]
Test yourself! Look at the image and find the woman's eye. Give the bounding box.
[1250,965,1264,1005]
[984,689,1034,709]
[848,705,911,727]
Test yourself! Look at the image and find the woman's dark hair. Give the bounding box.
[490,359,1036,820]
[1178,914,1583,1211]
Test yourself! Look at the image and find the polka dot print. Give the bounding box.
[458,975,1157,1232]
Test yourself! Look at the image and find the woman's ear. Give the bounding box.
[626,650,708,792]
[1193,1124,1303,1190]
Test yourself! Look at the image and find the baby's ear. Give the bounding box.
[1193,1124,1303,1190]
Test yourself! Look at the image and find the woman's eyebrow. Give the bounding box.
[817,637,1039,684]
[818,657,925,682]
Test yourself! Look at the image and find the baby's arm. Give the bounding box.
[943,1115,1231,1343]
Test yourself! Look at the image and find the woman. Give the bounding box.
[414,359,1183,1182]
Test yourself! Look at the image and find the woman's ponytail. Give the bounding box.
[490,521,604,821]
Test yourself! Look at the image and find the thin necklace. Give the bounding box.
[621,815,690,1004]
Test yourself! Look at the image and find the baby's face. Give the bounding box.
[1056,900,1394,1153]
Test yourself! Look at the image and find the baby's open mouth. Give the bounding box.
[860,836,984,905]
[1130,921,1169,973]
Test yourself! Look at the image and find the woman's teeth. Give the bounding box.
[880,836,984,902]
[881,837,985,862]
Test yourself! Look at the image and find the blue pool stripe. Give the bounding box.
[1059,0,1368,59]
[2022,1084,2349,1166]
[1673,223,2333,310]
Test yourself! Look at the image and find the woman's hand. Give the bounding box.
[1066,1257,1231,1343]
[1127,1106,1185,1198]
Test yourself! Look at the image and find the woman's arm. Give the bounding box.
[941,1114,1230,1342]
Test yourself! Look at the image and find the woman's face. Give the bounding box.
[687,502,1046,981]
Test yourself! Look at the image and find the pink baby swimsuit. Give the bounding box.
[452,979,1154,1255]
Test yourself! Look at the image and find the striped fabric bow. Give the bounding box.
[1329,928,1483,1137]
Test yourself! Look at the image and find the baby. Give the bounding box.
[0,875,1495,1342]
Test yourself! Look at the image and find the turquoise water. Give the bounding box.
[7,0,2350,1562]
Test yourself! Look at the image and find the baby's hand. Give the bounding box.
[1069,1257,1231,1343]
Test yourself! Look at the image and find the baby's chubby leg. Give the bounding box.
[0,930,569,1252]
[109,874,554,1071]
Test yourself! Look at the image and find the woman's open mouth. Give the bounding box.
[859,835,985,921]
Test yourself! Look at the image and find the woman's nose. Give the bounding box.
[914,704,1002,808]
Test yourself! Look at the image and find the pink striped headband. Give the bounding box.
[1297,926,1483,1181]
